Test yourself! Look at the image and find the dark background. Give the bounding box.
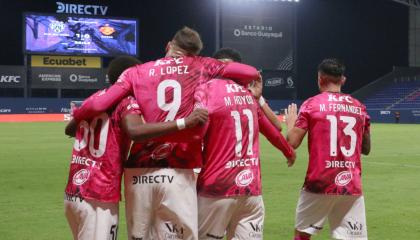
[0,0,408,98]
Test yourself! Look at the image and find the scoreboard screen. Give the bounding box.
[24,13,138,56]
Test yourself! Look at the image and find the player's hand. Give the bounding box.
[285,103,298,130]
[249,73,263,100]
[287,151,296,167]
[185,108,208,128]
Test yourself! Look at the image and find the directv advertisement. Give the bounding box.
[24,13,138,56]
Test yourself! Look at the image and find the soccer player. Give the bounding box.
[195,48,296,240]
[72,27,259,240]
[213,48,283,131]
[285,59,371,240]
[63,56,208,240]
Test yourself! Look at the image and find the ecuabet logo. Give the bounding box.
[49,20,65,33]
[73,169,90,185]
[335,171,352,186]
[235,169,254,187]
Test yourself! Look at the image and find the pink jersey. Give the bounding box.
[295,92,370,195]
[65,92,141,203]
[195,79,295,197]
[73,56,258,169]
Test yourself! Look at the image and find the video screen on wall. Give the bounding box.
[24,13,138,56]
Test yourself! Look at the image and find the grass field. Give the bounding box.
[0,122,419,239]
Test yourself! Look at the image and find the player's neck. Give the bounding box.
[320,84,341,94]
[166,47,186,58]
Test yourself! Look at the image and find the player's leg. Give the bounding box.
[65,200,118,240]
[226,195,264,240]
[152,168,198,240]
[198,196,236,239]
[328,195,368,240]
[92,201,119,240]
[124,168,155,240]
[294,190,336,239]
[64,197,80,240]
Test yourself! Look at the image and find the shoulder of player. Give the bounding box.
[112,96,138,115]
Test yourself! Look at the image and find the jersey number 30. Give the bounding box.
[73,113,109,158]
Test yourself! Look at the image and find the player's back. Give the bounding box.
[296,92,370,195]
[196,79,261,197]
[65,92,138,203]
[124,55,224,169]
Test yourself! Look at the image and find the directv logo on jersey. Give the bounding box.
[56,2,108,15]
[0,76,20,83]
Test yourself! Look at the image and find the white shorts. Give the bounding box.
[198,195,264,240]
[124,168,198,240]
[64,194,119,240]
[295,190,368,240]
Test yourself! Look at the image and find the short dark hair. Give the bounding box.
[318,58,345,78]
[107,56,141,84]
[172,26,203,55]
[213,48,242,63]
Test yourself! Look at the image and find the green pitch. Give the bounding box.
[0,122,419,239]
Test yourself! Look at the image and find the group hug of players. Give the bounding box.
[63,26,371,240]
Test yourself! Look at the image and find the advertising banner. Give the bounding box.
[261,70,296,100]
[31,55,101,68]
[0,65,26,88]
[221,0,295,70]
[31,67,107,89]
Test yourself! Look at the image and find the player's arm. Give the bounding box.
[260,101,282,131]
[285,103,307,149]
[205,57,259,86]
[122,108,208,142]
[248,79,283,131]
[259,112,296,167]
[64,119,77,137]
[73,69,135,122]
[221,62,259,85]
[362,132,371,155]
[361,113,371,155]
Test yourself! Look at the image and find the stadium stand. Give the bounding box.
[353,67,420,123]
[363,80,420,110]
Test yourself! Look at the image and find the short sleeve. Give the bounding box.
[295,100,312,130]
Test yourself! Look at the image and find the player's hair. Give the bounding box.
[213,48,242,63]
[107,56,141,85]
[318,58,345,81]
[172,26,203,55]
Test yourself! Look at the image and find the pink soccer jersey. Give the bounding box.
[295,92,370,195]
[195,79,295,197]
[73,56,259,169]
[65,93,141,203]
